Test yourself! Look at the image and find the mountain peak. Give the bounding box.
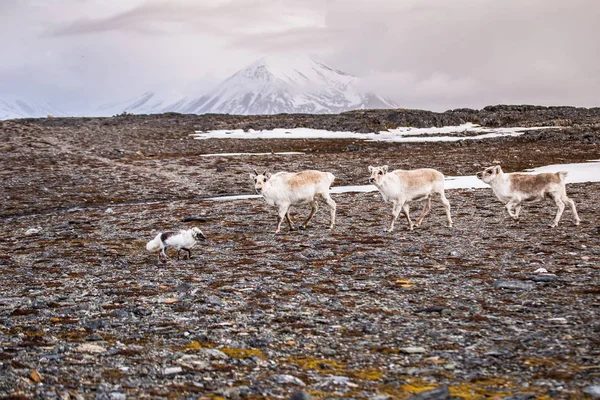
[89,55,398,117]
[236,55,354,88]
[0,97,66,119]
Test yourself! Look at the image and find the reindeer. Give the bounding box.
[476,165,581,227]
[250,169,336,233]
[368,165,452,232]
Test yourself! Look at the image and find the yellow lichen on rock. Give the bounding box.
[220,347,265,359]
[286,357,345,373]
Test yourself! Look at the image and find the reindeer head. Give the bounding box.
[476,165,503,184]
[368,165,389,185]
[249,169,271,194]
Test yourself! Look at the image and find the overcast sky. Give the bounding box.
[1,0,599,112]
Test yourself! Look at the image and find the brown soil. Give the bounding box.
[0,110,599,399]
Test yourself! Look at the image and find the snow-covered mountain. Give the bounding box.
[93,56,397,116]
[94,90,188,117]
[175,56,398,115]
[3,56,398,119]
[0,98,66,120]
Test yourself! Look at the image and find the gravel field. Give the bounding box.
[1,107,599,399]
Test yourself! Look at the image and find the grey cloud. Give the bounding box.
[229,26,336,52]
[2,0,599,113]
[310,0,600,109]
[48,0,282,37]
[49,1,202,36]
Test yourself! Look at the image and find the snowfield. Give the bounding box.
[200,151,305,157]
[193,123,555,142]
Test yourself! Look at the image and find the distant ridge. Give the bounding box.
[0,98,66,120]
[93,55,398,116]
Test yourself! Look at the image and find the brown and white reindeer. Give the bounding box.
[476,165,581,227]
[368,165,452,232]
[250,169,337,233]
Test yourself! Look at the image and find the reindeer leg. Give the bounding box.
[402,203,414,231]
[416,197,431,227]
[549,193,565,227]
[276,205,289,233]
[440,191,452,227]
[389,201,401,232]
[562,193,581,225]
[302,201,318,229]
[323,193,336,230]
[286,209,296,231]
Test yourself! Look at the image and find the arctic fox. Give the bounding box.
[146,227,206,261]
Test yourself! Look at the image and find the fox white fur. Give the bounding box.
[250,169,337,233]
[146,227,206,260]
[368,165,452,232]
[476,165,580,227]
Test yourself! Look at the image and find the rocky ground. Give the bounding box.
[1,106,600,399]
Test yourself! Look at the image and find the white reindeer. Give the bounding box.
[250,169,336,233]
[368,165,452,232]
[476,165,581,227]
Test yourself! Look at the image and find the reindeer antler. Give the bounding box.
[252,168,259,175]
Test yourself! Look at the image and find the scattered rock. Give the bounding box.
[399,347,427,354]
[406,385,450,399]
[547,317,568,324]
[532,274,557,282]
[29,369,42,383]
[271,374,306,386]
[181,216,210,222]
[315,376,359,389]
[493,280,536,290]
[75,343,106,354]
[176,283,193,292]
[84,333,103,342]
[219,385,251,399]
[500,395,536,400]
[163,367,182,376]
[176,355,210,371]
[200,349,229,360]
[583,386,600,399]
[290,391,312,400]
[205,296,225,306]
[25,227,42,235]
[414,306,447,314]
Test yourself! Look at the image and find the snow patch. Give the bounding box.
[193,124,555,142]
[200,151,304,157]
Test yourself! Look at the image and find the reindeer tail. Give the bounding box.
[327,172,336,185]
[557,171,568,182]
